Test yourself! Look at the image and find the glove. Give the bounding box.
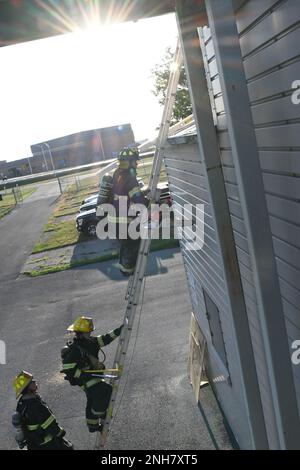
[58,429,66,438]
[115,324,124,337]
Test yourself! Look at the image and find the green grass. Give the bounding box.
[27,256,49,264]
[53,208,79,218]
[52,184,98,218]
[0,187,36,220]
[24,239,179,277]
[66,175,99,196]
[24,251,119,277]
[32,220,82,253]
[30,156,169,254]
[31,184,99,253]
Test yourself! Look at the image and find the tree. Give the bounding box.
[151,46,192,125]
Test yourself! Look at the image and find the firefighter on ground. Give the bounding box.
[12,371,73,450]
[110,146,147,276]
[61,316,123,433]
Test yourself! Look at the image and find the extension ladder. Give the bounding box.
[95,39,183,449]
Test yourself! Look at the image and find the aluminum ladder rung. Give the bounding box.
[94,39,182,450]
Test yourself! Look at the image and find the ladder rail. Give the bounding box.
[126,42,182,301]
[95,40,183,449]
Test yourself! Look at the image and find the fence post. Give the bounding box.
[12,188,17,205]
[75,176,80,192]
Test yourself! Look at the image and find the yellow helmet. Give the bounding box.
[13,371,33,398]
[67,316,95,333]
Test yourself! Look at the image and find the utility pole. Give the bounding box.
[40,145,49,171]
[27,157,33,175]
[42,142,62,194]
[98,131,105,160]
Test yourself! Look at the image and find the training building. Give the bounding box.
[1,124,135,177]
[30,124,135,172]
[163,0,300,450]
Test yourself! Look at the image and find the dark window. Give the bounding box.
[203,290,228,367]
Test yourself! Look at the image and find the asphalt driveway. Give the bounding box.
[0,180,230,450]
[0,180,60,282]
[0,248,221,450]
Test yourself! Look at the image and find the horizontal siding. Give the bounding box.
[251,95,300,125]
[280,277,300,309]
[236,0,281,34]
[202,4,300,446]
[282,298,300,328]
[270,216,300,249]
[238,0,300,429]
[169,179,211,203]
[221,150,300,175]
[218,124,300,149]
[239,0,300,58]
[166,166,208,189]
[243,26,300,79]
[247,61,300,102]
[178,7,300,445]
[165,157,206,175]
[164,140,255,447]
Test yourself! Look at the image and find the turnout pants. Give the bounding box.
[85,381,112,430]
[27,437,74,450]
[116,223,140,272]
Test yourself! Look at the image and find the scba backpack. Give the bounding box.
[60,341,89,386]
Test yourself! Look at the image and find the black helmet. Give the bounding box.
[118,146,139,162]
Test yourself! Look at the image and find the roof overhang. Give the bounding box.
[0,0,246,47]
[0,0,176,46]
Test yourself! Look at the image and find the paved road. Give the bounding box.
[0,181,226,450]
[0,181,60,282]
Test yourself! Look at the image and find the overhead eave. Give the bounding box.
[0,0,176,46]
[0,0,247,47]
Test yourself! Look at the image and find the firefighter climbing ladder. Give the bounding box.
[94,40,183,450]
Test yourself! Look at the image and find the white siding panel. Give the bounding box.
[203,1,300,446]
[239,0,300,57]
[236,0,281,34]
[243,26,300,79]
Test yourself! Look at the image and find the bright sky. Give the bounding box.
[0,13,178,162]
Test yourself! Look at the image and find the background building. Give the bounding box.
[0,124,134,177]
[30,124,135,172]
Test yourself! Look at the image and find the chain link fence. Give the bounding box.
[58,171,101,197]
[0,185,35,219]
[58,160,119,196]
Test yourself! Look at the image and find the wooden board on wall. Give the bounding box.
[188,312,208,402]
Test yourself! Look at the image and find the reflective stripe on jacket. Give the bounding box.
[17,395,64,447]
[61,326,123,387]
[111,167,146,224]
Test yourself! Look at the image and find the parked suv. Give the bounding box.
[76,207,100,237]
[79,197,99,213]
[76,181,172,237]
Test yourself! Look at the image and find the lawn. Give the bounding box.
[32,176,99,253]
[31,157,169,255]
[32,220,82,253]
